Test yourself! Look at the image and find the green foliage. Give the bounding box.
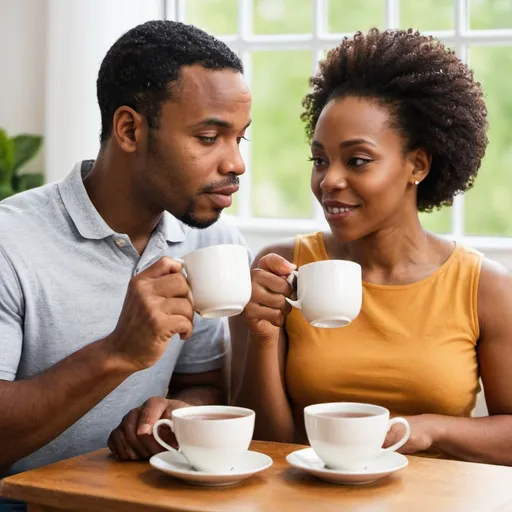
[0,129,44,201]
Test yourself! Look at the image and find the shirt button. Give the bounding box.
[114,238,126,248]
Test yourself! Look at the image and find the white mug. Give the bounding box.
[286,260,362,328]
[304,402,410,471]
[153,405,255,474]
[174,244,251,319]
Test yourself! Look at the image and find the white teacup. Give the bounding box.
[174,244,251,319]
[304,402,410,471]
[153,405,255,474]
[286,260,362,328]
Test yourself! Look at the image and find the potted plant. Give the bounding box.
[0,128,44,201]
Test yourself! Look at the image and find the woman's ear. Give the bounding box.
[407,147,431,186]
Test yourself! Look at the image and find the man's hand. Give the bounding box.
[108,397,191,460]
[105,257,194,372]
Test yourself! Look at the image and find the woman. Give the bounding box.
[237,28,512,465]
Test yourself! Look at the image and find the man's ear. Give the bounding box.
[112,106,147,153]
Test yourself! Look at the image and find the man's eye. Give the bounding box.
[197,136,218,144]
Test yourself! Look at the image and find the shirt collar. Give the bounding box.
[58,161,186,243]
[156,211,186,243]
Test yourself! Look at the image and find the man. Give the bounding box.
[0,19,251,480]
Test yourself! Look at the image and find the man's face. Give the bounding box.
[141,65,251,228]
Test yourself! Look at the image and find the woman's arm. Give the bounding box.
[434,258,512,464]
[386,258,512,465]
[235,242,297,442]
[239,328,295,442]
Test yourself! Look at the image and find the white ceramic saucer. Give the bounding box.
[149,450,273,486]
[286,448,408,485]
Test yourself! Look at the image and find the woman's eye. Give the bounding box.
[348,157,371,167]
[308,156,326,167]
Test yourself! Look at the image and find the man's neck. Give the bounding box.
[83,155,162,255]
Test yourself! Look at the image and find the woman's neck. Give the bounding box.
[327,214,453,286]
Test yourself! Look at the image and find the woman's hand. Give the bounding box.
[384,414,443,455]
[243,253,296,340]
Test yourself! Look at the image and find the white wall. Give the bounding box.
[0,0,47,172]
[45,0,164,181]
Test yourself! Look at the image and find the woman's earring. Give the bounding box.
[414,180,419,185]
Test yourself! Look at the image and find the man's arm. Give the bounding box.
[0,257,194,470]
[168,369,226,405]
[228,314,249,403]
[0,338,132,472]
[108,310,230,460]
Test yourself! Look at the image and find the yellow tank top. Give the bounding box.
[285,232,482,420]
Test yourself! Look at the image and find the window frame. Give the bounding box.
[164,0,512,248]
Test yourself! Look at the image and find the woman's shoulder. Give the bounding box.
[251,232,328,269]
[251,238,296,270]
[478,256,511,302]
[474,253,512,335]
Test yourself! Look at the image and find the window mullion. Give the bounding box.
[237,0,253,218]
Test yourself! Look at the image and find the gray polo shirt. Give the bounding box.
[0,161,248,475]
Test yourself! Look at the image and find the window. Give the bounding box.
[165,0,512,246]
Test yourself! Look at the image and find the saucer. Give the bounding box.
[149,450,273,486]
[286,448,408,485]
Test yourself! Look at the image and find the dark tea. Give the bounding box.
[317,412,376,419]
[186,413,244,421]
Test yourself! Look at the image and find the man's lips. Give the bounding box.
[204,185,239,208]
[206,185,240,195]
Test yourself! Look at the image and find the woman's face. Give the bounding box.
[310,96,427,242]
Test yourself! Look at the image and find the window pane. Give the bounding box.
[328,0,385,33]
[420,207,452,235]
[186,0,238,35]
[400,0,453,32]
[254,0,311,34]
[465,46,512,236]
[469,0,512,30]
[252,51,312,218]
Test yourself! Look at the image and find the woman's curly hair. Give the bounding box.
[301,28,488,211]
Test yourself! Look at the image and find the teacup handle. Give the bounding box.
[173,257,186,275]
[285,270,302,309]
[153,419,178,453]
[382,417,411,453]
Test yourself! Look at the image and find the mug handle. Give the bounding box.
[285,270,302,309]
[382,417,411,453]
[173,257,186,275]
[153,419,179,453]
[171,258,195,307]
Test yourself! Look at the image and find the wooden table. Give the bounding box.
[2,441,512,512]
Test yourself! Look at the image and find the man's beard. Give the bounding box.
[179,175,240,229]
[180,199,222,229]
